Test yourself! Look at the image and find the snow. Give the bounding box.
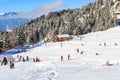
[57,34,70,38]
[113,0,116,3]
[6,25,12,32]
[78,17,84,23]
[1,26,120,80]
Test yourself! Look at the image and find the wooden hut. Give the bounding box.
[54,34,71,42]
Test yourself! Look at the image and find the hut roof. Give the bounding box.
[57,34,70,38]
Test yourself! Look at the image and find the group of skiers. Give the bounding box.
[60,54,70,61]
[76,48,84,54]
[99,42,119,46]
[0,57,15,69]
[76,48,112,66]
[1,57,8,65]
[0,53,71,69]
[15,55,30,62]
[15,55,40,62]
[0,55,41,69]
[33,56,40,62]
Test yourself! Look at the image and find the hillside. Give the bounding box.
[12,0,116,43]
[1,26,120,80]
[0,0,118,49]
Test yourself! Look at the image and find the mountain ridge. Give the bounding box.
[0,12,29,30]
[0,12,18,17]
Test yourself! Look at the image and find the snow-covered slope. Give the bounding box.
[1,26,120,80]
[81,26,120,45]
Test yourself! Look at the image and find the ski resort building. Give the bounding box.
[54,34,71,42]
[47,34,72,42]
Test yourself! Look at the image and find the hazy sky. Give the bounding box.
[0,0,95,18]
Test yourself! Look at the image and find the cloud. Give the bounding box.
[17,0,64,19]
[41,0,63,10]
[0,0,64,19]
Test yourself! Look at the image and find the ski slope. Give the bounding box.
[1,26,120,80]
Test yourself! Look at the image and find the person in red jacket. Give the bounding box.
[80,51,83,54]
[36,56,40,62]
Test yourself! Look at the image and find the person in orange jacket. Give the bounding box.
[105,61,109,66]
[103,60,110,66]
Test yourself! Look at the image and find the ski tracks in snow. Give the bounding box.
[37,61,58,80]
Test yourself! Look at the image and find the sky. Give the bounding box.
[0,0,95,18]
[0,0,95,12]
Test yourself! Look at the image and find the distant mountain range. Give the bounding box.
[0,12,30,30]
[0,12,18,17]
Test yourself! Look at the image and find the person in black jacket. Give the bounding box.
[9,61,15,69]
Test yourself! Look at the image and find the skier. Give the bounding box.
[22,57,25,62]
[77,48,79,53]
[1,57,8,65]
[9,61,15,69]
[33,58,36,62]
[15,55,19,62]
[96,53,99,55]
[60,43,63,48]
[19,56,22,61]
[105,61,110,66]
[103,61,110,66]
[61,56,63,61]
[80,51,83,54]
[44,40,47,46]
[104,42,106,46]
[114,43,118,46]
[17,55,19,58]
[67,54,70,60]
[26,56,29,61]
[36,56,40,62]
[99,43,102,46]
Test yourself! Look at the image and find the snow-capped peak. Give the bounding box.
[0,12,5,16]
[0,12,18,17]
[3,12,18,17]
